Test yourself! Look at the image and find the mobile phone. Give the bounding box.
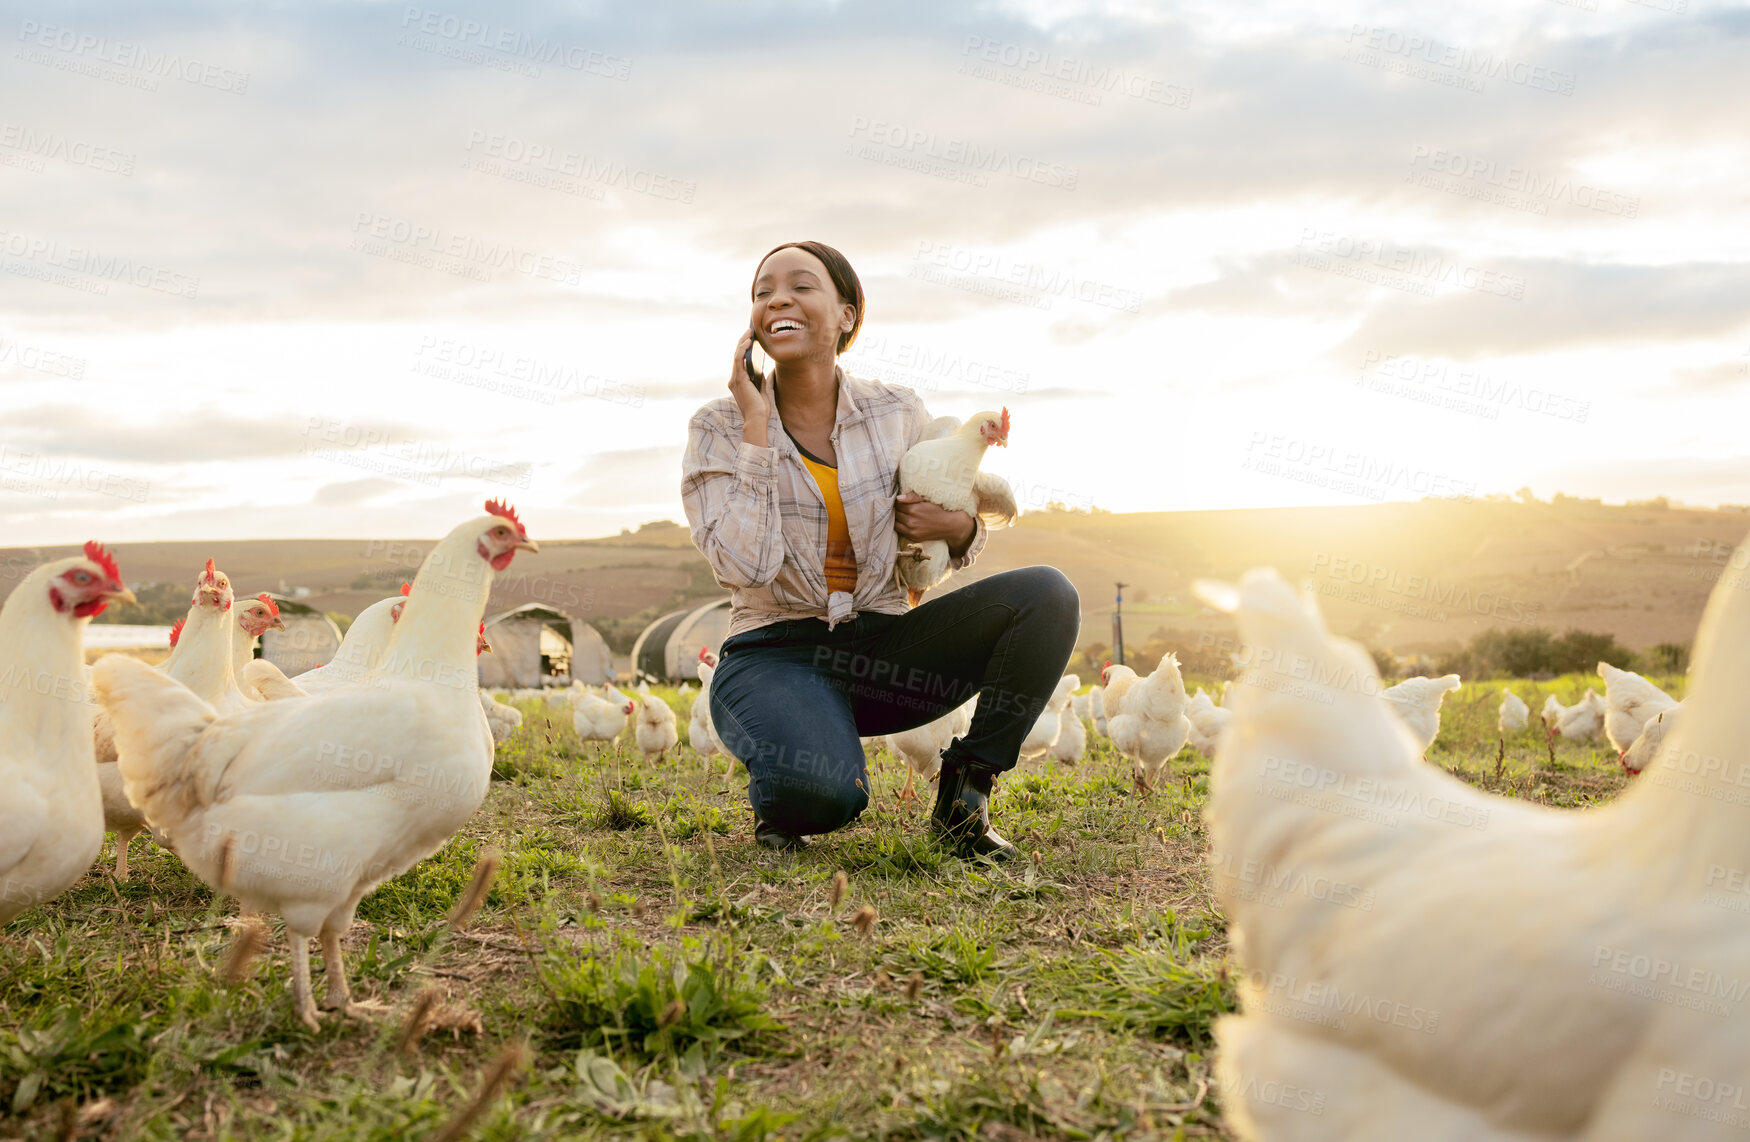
[743,330,765,392]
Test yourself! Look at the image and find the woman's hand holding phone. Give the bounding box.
[730,327,770,447]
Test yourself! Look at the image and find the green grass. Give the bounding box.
[1,678,1647,1140]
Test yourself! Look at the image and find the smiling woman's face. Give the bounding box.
[751,246,856,365]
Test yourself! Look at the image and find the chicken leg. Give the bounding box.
[112,826,141,881]
[897,768,919,806]
[289,930,320,1031]
[319,928,357,1015]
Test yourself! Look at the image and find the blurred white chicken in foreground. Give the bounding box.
[892,410,1017,606]
[1104,654,1191,791]
[629,693,677,762]
[1597,661,1680,759]
[92,501,536,1029]
[1497,689,1529,735]
[1185,687,1232,756]
[885,696,976,803]
[1,543,133,923]
[1195,553,1750,1141]
[1379,674,1462,754]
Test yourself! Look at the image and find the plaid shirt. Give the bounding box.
[681,368,989,637]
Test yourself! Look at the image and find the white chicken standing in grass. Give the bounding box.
[1193,535,1750,1142]
[629,693,678,762]
[91,501,536,1029]
[892,409,1018,606]
[1379,673,1462,754]
[1620,704,1681,776]
[689,649,723,761]
[1050,697,1086,764]
[97,559,263,881]
[1597,660,1680,759]
[1019,675,1079,760]
[884,695,977,803]
[1105,653,1191,792]
[1497,689,1529,735]
[1549,689,1607,742]
[1,543,134,924]
[1088,683,1107,737]
[288,593,404,696]
[1185,687,1232,757]
[474,626,523,746]
[573,684,630,744]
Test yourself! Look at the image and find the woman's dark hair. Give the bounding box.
[752,240,864,353]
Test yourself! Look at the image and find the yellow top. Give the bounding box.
[797,451,858,595]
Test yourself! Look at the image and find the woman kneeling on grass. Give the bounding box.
[680,240,1079,859]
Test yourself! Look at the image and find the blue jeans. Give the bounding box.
[708,567,1080,836]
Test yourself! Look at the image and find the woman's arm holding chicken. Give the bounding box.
[895,392,1005,572]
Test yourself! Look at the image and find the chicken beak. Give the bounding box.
[108,586,138,607]
[271,617,287,632]
[515,537,540,554]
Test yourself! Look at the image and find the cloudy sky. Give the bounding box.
[3,0,1747,544]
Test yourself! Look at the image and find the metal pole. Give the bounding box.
[1113,581,1127,666]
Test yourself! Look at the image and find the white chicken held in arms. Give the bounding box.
[1106,653,1192,792]
[91,501,536,1028]
[1194,536,1750,1142]
[1379,673,1462,754]
[1597,660,1680,759]
[1497,689,1529,735]
[893,409,1018,607]
[2,544,134,923]
[629,693,678,762]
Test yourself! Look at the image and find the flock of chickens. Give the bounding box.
[3,501,537,1029]
[6,486,1746,1138]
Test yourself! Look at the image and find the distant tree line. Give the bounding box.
[1422,627,1688,680]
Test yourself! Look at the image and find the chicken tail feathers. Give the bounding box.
[91,653,218,836]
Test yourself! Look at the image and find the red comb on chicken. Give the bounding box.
[84,540,122,583]
[257,593,279,617]
[169,617,186,647]
[484,498,526,539]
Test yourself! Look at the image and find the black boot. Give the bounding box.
[931,761,1018,862]
[754,818,809,852]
